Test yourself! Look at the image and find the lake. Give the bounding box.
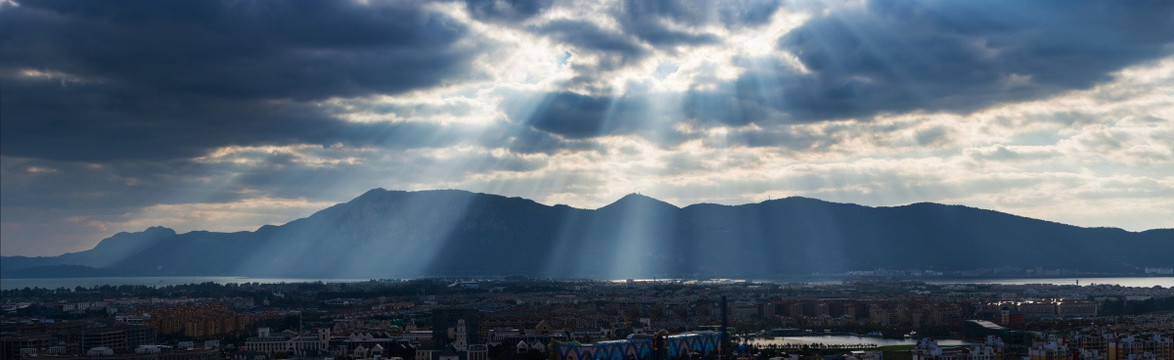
[924,277,1174,288]
[745,335,971,347]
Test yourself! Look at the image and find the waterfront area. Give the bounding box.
[924,277,1174,288]
[744,334,973,347]
[4,276,1172,291]
[3,277,1172,360]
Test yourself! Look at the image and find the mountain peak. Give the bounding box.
[619,192,651,200]
[100,226,176,245]
[601,193,679,210]
[143,226,177,235]
[354,187,394,200]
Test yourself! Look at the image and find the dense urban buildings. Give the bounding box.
[3,278,1172,360]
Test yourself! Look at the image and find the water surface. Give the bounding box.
[746,335,971,347]
[925,277,1174,288]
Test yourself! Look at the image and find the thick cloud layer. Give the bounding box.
[3,0,470,100]
[514,0,1174,134]
[764,0,1174,120]
[465,0,553,23]
[1,0,475,160]
[2,0,1172,256]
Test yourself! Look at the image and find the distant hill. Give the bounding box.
[0,226,176,276]
[2,189,1171,279]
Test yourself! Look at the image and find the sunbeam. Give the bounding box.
[3,0,1171,272]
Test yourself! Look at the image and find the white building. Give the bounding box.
[243,327,330,356]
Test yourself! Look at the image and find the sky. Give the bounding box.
[2,0,1173,257]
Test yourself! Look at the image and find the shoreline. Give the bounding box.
[2,275,1172,291]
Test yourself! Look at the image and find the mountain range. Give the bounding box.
[3,189,1172,279]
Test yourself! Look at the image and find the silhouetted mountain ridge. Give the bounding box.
[0,226,177,275]
[2,189,1171,279]
[602,193,679,210]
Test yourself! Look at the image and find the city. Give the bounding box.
[4,278,1172,360]
[4,3,1173,360]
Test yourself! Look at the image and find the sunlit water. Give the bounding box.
[924,277,1174,288]
[0,276,367,290]
[617,277,1174,288]
[745,335,971,347]
[619,277,1169,289]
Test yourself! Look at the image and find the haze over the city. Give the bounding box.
[2,0,1173,257]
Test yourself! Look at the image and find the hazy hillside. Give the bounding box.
[0,227,176,275]
[3,189,1171,279]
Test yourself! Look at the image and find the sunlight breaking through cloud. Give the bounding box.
[1,0,1172,256]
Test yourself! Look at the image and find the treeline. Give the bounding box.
[0,278,593,302]
[1098,297,1174,315]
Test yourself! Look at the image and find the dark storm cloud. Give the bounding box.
[725,126,825,150]
[614,0,781,47]
[1,76,477,161]
[464,0,553,23]
[508,92,651,138]
[587,0,1174,133]
[515,0,783,93]
[681,89,776,126]
[0,0,476,161]
[0,156,299,252]
[760,0,1174,121]
[2,0,470,100]
[615,0,719,47]
[714,0,783,27]
[505,91,702,151]
[532,20,646,59]
[1,77,336,161]
[473,0,1169,150]
[504,128,579,154]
